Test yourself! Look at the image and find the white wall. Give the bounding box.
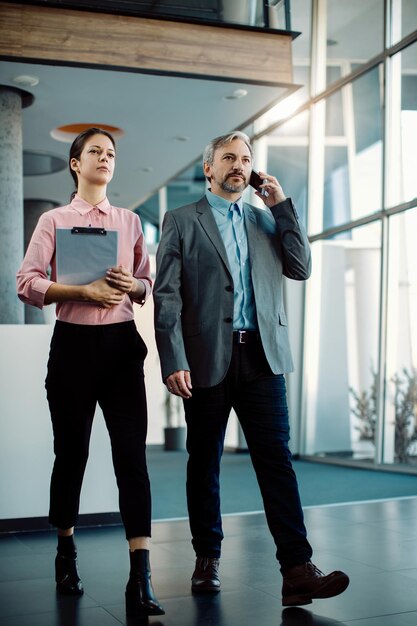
[0,296,169,521]
[0,324,55,519]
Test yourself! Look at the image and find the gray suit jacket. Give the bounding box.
[153,195,311,388]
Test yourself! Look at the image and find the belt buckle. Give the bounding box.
[238,330,246,344]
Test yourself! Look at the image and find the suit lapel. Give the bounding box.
[196,197,232,277]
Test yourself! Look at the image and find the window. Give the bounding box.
[384,208,417,466]
[266,111,310,226]
[326,0,384,87]
[390,0,417,46]
[320,66,383,232]
[386,42,417,208]
[303,222,382,461]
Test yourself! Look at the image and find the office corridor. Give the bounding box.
[2,497,417,625]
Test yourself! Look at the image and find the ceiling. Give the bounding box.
[0,59,293,222]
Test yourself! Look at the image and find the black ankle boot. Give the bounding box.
[125,549,165,616]
[55,553,84,595]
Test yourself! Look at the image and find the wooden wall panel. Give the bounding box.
[0,2,293,86]
[0,2,23,57]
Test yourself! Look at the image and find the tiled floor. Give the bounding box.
[2,497,417,625]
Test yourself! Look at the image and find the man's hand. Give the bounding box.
[165,370,192,399]
[255,172,286,208]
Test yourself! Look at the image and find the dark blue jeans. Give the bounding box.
[184,338,313,571]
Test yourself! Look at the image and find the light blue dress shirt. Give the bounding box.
[206,190,257,330]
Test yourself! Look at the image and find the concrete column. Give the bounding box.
[24,199,58,324]
[0,86,33,324]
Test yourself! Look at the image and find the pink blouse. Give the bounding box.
[17,195,152,325]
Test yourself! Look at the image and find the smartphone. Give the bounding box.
[249,170,267,196]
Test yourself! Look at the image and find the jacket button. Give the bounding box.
[224,317,233,323]
[225,285,233,292]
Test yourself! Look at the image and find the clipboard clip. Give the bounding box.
[71,227,107,236]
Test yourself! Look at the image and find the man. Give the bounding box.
[153,131,349,607]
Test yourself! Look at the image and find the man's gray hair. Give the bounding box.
[203,131,253,166]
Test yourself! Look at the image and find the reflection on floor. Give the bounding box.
[2,497,417,625]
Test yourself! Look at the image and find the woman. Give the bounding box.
[16,127,164,617]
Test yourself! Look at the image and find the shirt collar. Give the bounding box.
[70,194,112,215]
[206,189,243,216]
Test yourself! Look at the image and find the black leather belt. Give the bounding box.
[233,330,260,345]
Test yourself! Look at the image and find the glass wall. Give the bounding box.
[386,40,417,209]
[303,222,382,460]
[384,208,417,466]
[391,0,417,45]
[251,1,417,470]
[381,35,417,468]
[135,161,205,243]
[267,110,310,226]
[299,3,417,470]
[326,0,384,86]
[399,43,417,203]
[322,66,383,231]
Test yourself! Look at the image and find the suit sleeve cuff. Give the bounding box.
[269,197,300,220]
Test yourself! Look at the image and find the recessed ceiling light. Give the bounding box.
[224,89,248,100]
[13,75,39,87]
[51,123,124,143]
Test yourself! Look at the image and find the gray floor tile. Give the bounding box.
[2,498,417,625]
[342,611,417,626]
[3,606,124,626]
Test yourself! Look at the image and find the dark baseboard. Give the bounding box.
[0,511,123,535]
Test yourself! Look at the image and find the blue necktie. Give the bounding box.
[231,203,243,253]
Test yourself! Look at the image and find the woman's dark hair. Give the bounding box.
[69,127,116,198]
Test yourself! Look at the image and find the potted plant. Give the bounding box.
[351,367,417,463]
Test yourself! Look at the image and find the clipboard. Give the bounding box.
[56,227,118,285]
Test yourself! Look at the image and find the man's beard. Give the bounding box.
[220,174,247,194]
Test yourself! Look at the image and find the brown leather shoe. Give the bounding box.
[282,562,349,606]
[191,557,221,593]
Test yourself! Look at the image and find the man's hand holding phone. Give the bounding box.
[249,169,286,207]
[249,170,268,196]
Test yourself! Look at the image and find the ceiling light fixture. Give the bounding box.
[13,75,39,87]
[51,123,124,143]
[224,89,248,100]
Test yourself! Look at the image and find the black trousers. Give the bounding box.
[184,337,313,571]
[45,320,151,539]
